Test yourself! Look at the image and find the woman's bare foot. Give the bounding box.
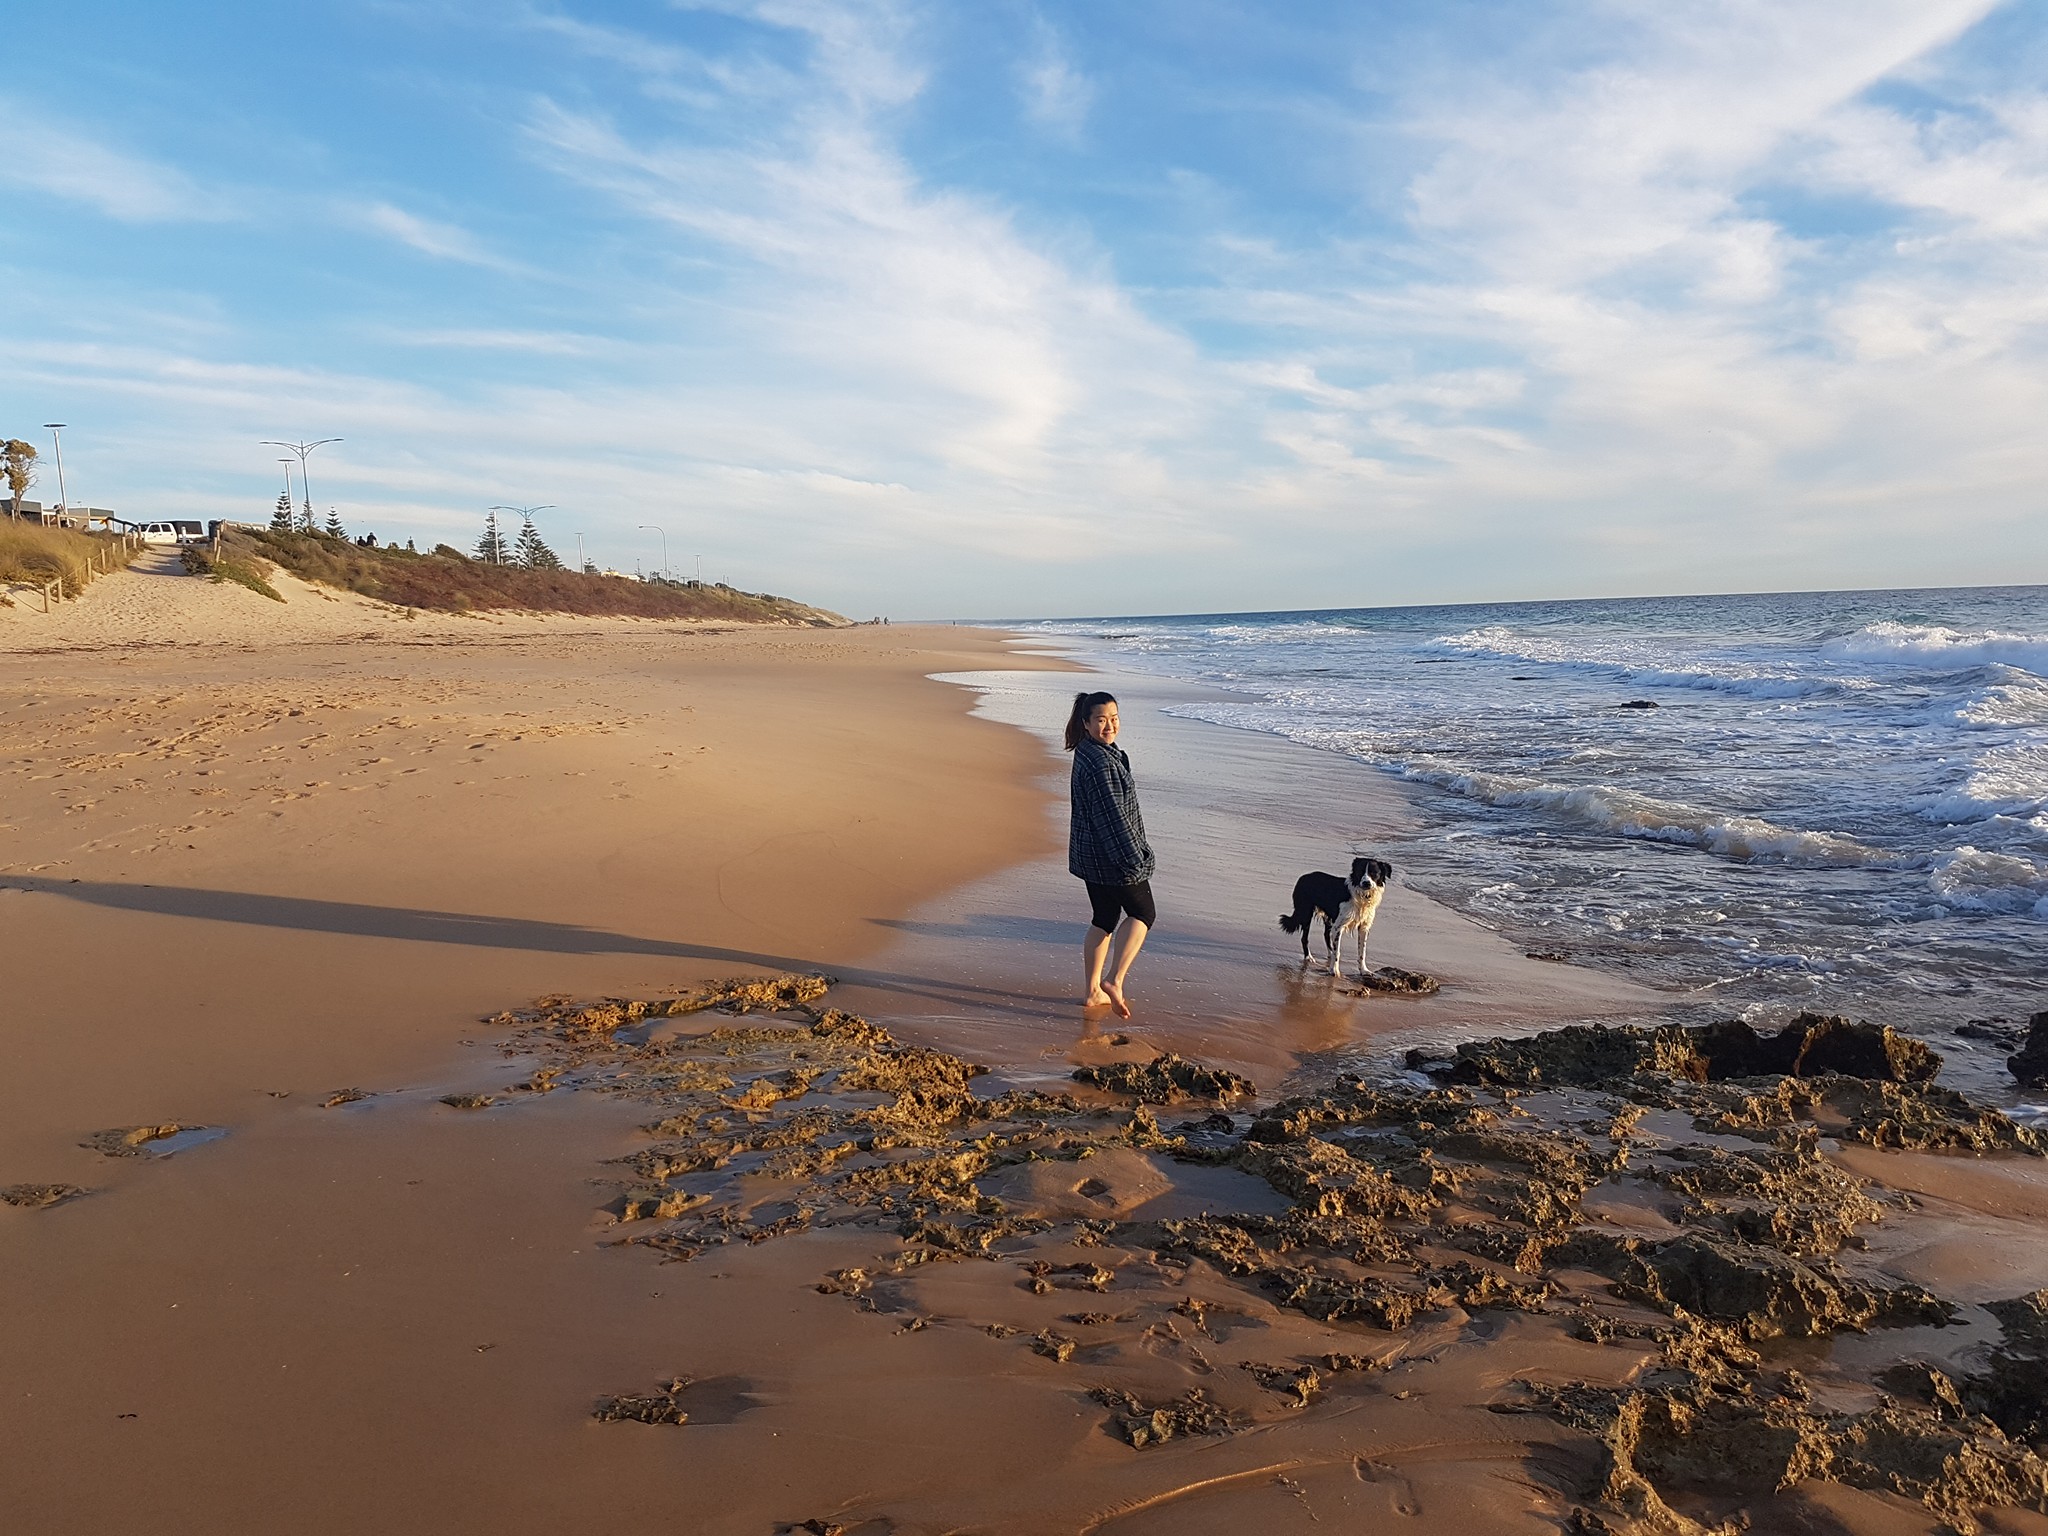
[1084,988,1115,1008]
[1102,981,1132,1020]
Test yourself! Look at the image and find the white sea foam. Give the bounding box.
[1927,846,2048,917]
[1426,627,1829,698]
[1824,622,2048,677]
[1393,764,1892,867]
[1952,669,2048,728]
[1919,744,2048,823]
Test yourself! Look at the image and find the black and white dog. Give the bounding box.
[1279,857,1393,979]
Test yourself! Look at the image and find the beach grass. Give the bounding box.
[179,543,285,602]
[0,522,138,599]
[225,528,841,623]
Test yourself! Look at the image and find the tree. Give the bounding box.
[475,509,508,564]
[270,491,295,534]
[514,513,562,569]
[324,507,346,540]
[582,558,598,576]
[2,440,35,518]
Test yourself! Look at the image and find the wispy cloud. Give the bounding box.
[344,200,512,267]
[1018,12,1092,141]
[0,99,233,222]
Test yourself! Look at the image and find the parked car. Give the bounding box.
[134,520,206,545]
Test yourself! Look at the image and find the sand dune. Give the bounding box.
[0,544,754,652]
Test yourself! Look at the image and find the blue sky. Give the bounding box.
[5,1,2047,617]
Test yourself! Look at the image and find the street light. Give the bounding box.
[260,439,342,527]
[638,523,668,580]
[488,504,555,565]
[278,458,296,515]
[43,424,69,516]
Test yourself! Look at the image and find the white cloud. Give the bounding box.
[346,200,510,267]
[0,100,232,222]
[1019,14,1092,141]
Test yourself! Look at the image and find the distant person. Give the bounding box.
[1065,690,1155,1018]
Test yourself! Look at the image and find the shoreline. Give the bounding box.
[5,600,2046,1536]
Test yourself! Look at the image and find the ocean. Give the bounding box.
[1019,585,2048,1041]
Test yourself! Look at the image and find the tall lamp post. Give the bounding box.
[42,424,69,517]
[261,438,342,527]
[278,459,297,518]
[638,523,668,580]
[489,504,555,565]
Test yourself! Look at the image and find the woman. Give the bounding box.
[1065,690,1155,1018]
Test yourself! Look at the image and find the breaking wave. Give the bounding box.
[1918,743,2048,824]
[1824,622,2048,677]
[1425,627,1830,698]
[1392,765,1891,867]
[1927,846,2048,918]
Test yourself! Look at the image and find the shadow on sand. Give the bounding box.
[3,876,1074,1015]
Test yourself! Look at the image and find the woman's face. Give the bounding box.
[1085,702,1119,746]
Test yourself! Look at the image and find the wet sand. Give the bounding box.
[4,585,2046,1536]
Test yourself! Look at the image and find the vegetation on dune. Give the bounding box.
[221,527,842,623]
[179,542,284,602]
[0,523,139,600]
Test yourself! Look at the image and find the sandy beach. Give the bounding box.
[5,563,2047,1536]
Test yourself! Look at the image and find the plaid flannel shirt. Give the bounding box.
[1068,738,1156,885]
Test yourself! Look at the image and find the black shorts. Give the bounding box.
[1085,879,1156,934]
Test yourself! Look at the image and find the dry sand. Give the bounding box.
[3,559,2045,1536]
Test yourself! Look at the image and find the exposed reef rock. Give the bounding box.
[1,1183,88,1208]
[1418,1014,1939,1089]
[1357,966,1441,996]
[1599,1232,1954,1340]
[1088,1386,1233,1448]
[2010,1011,2048,1090]
[1072,1053,1254,1104]
[81,1123,205,1157]
[592,1378,693,1425]
[481,977,2048,1530]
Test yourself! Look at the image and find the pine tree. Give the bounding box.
[270,491,295,534]
[324,508,346,540]
[298,499,316,533]
[514,514,562,569]
[475,509,507,564]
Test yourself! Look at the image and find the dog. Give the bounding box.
[1279,857,1393,979]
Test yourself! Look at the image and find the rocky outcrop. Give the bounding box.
[2010,1011,2048,1090]
[1599,1232,1954,1340]
[1072,1053,1254,1104]
[1419,1015,1940,1089]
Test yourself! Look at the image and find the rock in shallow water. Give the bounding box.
[2010,1011,2048,1090]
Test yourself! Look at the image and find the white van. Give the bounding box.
[135,521,206,545]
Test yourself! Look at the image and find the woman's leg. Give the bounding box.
[1082,883,1121,1005]
[1082,924,1114,1005]
[1101,918,1150,1019]
[1100,882,1156,1019]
